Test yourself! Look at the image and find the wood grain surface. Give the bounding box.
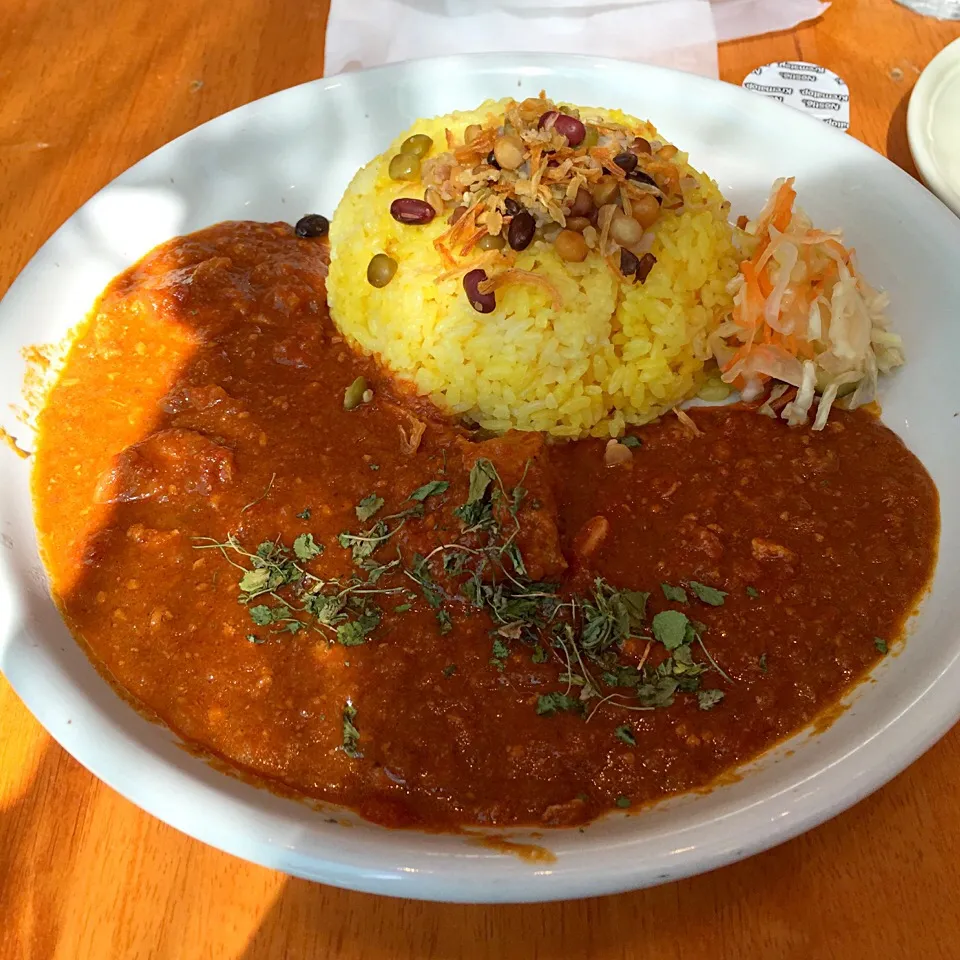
[2,1,959,958]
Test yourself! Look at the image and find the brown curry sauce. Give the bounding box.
[30,222,939,829]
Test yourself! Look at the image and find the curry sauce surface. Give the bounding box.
[31,222,939,828]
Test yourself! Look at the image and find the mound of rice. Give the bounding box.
[328,98,739,438]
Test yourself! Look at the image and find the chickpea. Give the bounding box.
[632,193,661,230]
[597,203,619,232]
[592,176,620,208]
[554,229,588,263]
[493,134,526,171]
[566,216,591,233]
[610,212,644,247]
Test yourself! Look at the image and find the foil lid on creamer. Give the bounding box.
[742,61,851,133]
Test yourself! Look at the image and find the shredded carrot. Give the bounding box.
[433,238,457,270]
[721,177,864,383]
[459,227,488,257]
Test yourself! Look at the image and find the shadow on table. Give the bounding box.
[886,84,921,180]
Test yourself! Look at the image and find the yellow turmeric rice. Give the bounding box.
[328,96,739,438]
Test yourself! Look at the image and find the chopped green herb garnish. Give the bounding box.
[615,796,631,808]
[296,508,312,521]
[874,637,889,655]
[241,472,276,513]
[697,689,725,711]
[454,458,498,529]
[196,438,734,725]
[622,590,650,625]
[442,664,457,677]
[580,579,646,654]
[336,607,381,646]
[620,436,642,449]
[194,533,405,644]
[408,552,446,610]
[689,581,727,606]
[408,480,450,502]
[536,692,583,716]
[746,585,759,598]
[661,583,688,604]
[490,638,510,671]
[355,494,385,522]
[246,634,264,645]
[759,653,768,673]
[341,702,362,757]
[652,610,689,650]
[369,463,380,471]
[239,567,271,594]
[249,604,276,626]
[615,724,637,746]
[637,677,679,708]
[292,532,323,561]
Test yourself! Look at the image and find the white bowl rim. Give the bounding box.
[908,35,960,217]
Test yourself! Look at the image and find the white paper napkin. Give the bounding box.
[324,0,829,80]
[711,0,829,42]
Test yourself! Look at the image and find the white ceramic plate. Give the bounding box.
[2,54,960,904]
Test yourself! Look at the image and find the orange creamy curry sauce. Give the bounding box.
[31,222,939,830]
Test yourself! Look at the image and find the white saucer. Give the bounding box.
[908,36,960,216]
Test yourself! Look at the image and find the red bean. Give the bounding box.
[620,248,639,277]
[538,110,559,131]
[504,197,521,216]
[554,114,586,147]
[390,198,436,225]
[613,152,638,174]
[463,269,496,313]
[636,253,657,283]
[507,210,536,251]
[633,137,652,154]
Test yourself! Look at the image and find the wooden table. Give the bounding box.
[2,1,959,956]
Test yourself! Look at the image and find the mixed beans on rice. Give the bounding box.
[374,94,691,311]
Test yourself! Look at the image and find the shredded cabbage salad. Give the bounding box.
[710,178,903,430]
